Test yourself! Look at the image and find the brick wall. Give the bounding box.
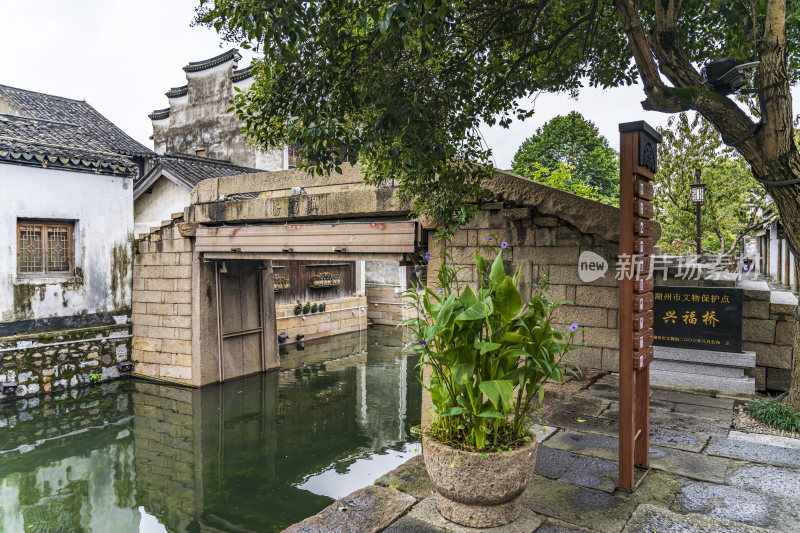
[429,206,621,374]
[275,296,367,343]
[131,214,194,385]
[366,284,411,325]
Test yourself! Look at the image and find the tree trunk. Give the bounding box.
[615,0,800,407]
[787,312,800,409]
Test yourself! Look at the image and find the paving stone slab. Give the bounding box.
[728,464,800,499]
[534,446,617,493]
[375,454,434,501]
[671,401,735,421]
[676,481,800,530]
[283,485,415,533]
[531,424,559,443]
[521,470,683,533]
[650,370,755,396]
[544,431,732,483]
[650,425,710,453]
[604,404,730,436]
[728,430,800,451]
[520,474,637,532]
[651,359,746,378]
[385,496,542,533]
[545,395,611,418]
[706,437,800,469]
[534,518,598,532]
[622,504,773,533]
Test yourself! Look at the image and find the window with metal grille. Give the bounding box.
[17,220,74,276]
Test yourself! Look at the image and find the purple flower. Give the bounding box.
[488,236,493,242]
[569,323,579,332]
[424,252,431,261]
[437,288,442,294]
[418,340,427,346]
[501,242,508,249]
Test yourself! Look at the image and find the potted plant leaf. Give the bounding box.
[404,243,580,528]
[303,301,311,314]
[319,301,326,312]
[311,303,318,313]
[294,301,303,315]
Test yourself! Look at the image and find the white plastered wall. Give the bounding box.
[133,175,190,237]
[0,164,133,322]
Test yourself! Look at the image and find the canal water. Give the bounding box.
[0,325,421,532]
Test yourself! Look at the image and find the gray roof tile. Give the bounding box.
[0,84,154,157]
[136,153,264,190]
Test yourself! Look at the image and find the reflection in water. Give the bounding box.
[0,326,420,532]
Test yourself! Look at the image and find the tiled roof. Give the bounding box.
[0,84,154,157]
[165,85,188,98]
[135,153,264,193]
[0,114,137,175]
[148,108,170,121]
[183,49,241,73]
[231,65,253,83]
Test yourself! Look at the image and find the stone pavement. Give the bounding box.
[285,372,800,532]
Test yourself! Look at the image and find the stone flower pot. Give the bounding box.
[422,431,538,528]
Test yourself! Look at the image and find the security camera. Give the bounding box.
[701,58,760,95]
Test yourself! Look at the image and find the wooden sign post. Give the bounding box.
[618,121,660,492]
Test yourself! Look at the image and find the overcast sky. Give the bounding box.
[1,0,796,170]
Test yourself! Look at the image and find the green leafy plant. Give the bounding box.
[89,373,101,384]
[403,240,580,451]
[746,397,800,433]
[294,301,303,315]
[303,302,311,314]
[311,303,319,313]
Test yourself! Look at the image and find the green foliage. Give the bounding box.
[195,1,798,232]
[402,240,580,450]
[512,161,618,206]
[746,397,800,433]
[89,373,101,384]
[512,112,619,201]
[655,113,773,255]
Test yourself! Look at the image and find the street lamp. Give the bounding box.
[690,168,706,256]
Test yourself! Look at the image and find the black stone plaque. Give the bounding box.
[653,286,743,353]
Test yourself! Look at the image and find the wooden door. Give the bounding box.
[219,261,263,380]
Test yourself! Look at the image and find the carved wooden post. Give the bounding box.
[618,121,660,492]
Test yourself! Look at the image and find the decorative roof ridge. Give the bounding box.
[165,85,188,98]
[0,113,81,129]
[161,152,264,171]
[0,83,86,104]
[148,108,170,121]
[183,49,241,73]
[231,65,253,82]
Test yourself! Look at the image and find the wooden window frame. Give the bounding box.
[17,219,75,278]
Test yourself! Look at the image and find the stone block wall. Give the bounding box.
[429,206,797,392]
[132,214,194,385]
[366,284,411,325]
[0,323,131,402]
[429,206,621,374]
[275,296,367,344]
[741,288,797,391]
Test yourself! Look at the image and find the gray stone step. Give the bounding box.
[654,346,756,369]
[650,369,755,396]
[651,359,745,378]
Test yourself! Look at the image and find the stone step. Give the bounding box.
[654,346,756,369]
[651,360,745,378]
[650,369,755,396]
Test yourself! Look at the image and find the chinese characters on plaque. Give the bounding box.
[653,286,743,353]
